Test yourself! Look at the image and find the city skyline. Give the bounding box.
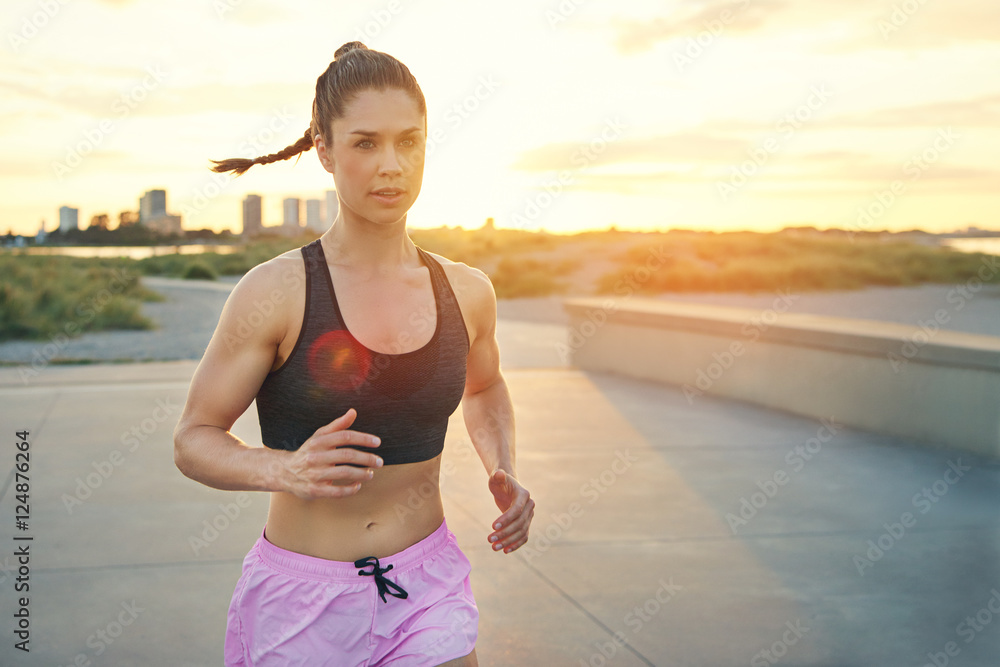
[42,186,339,237]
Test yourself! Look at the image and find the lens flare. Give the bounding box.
[307,330,373,392]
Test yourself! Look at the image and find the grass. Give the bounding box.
[594,232,1000,294]
[488,256,580,298]
[136,236,313,278]
[2,228,996,342]
[0,254,163,342]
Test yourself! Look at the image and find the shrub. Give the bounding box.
[182,262,217,280]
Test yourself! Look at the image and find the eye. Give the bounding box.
[356,139,374,149]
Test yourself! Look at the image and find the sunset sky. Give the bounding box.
[2,0,999,237]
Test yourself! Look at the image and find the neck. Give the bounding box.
[321,212,418,275]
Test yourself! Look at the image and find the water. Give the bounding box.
[941,238,1000,256]
[5,244,245,260]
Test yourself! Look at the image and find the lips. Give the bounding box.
[370,188,406,206]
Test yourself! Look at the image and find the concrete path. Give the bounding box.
[1,304,1000,665]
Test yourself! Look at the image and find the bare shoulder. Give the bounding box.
[422,249,496,337]
[231,248,304,301]
[219,247,307,344]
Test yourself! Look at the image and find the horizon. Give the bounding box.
[3,0,999,237]
[13,218,1000,240]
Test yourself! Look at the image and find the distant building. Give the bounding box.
[243,194,263,237]
[58,206,79,232]
[283,198,301,234]
[145,214,182,236]
[306,199,323,232]
[36,221,47,244]
[139,189,167,223]
[138,189,182,235]
[325,190,339,227]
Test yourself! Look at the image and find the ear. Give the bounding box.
[315,134,335,175]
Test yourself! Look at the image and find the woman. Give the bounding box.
[173,42,534,666]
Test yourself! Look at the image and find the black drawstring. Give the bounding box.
[354,556,408,603]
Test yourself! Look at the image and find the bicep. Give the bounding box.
[463,268,502,396]
[177,267,287,434]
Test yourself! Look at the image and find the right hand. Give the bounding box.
[278,408,383,499]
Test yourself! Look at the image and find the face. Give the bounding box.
[315,88,426,228]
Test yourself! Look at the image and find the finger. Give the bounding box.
[304,452,384,483]
[503,535,529,554]
[303,480,365,499]
[490,499,534,544]
[312,429,382,451]
[495,528,530,553]
[312,463,379,485]
[312,408,356,437]
[493,490,530,530]
[315,445,384,469]
[492,524,529,552]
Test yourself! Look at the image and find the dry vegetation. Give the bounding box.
[3,227,996,341]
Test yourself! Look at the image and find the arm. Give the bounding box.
[173,258,383,498]
[461,267,534,553]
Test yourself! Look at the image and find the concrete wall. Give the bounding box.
[563,297,1000,458]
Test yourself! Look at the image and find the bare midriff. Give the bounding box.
[263,455,445,562]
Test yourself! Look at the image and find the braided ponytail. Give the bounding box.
[208,41,426,176]
[210,128,314,175]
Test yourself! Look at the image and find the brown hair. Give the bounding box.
[209,41,427,176]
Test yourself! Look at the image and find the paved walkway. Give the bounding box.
[1,305,1000,665]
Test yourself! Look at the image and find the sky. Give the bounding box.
[1,0,999,237]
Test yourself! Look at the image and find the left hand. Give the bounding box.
[487,469,534,554]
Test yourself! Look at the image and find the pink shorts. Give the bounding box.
[225,518,478,666]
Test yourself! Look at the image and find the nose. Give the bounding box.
[378,146,405,176]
